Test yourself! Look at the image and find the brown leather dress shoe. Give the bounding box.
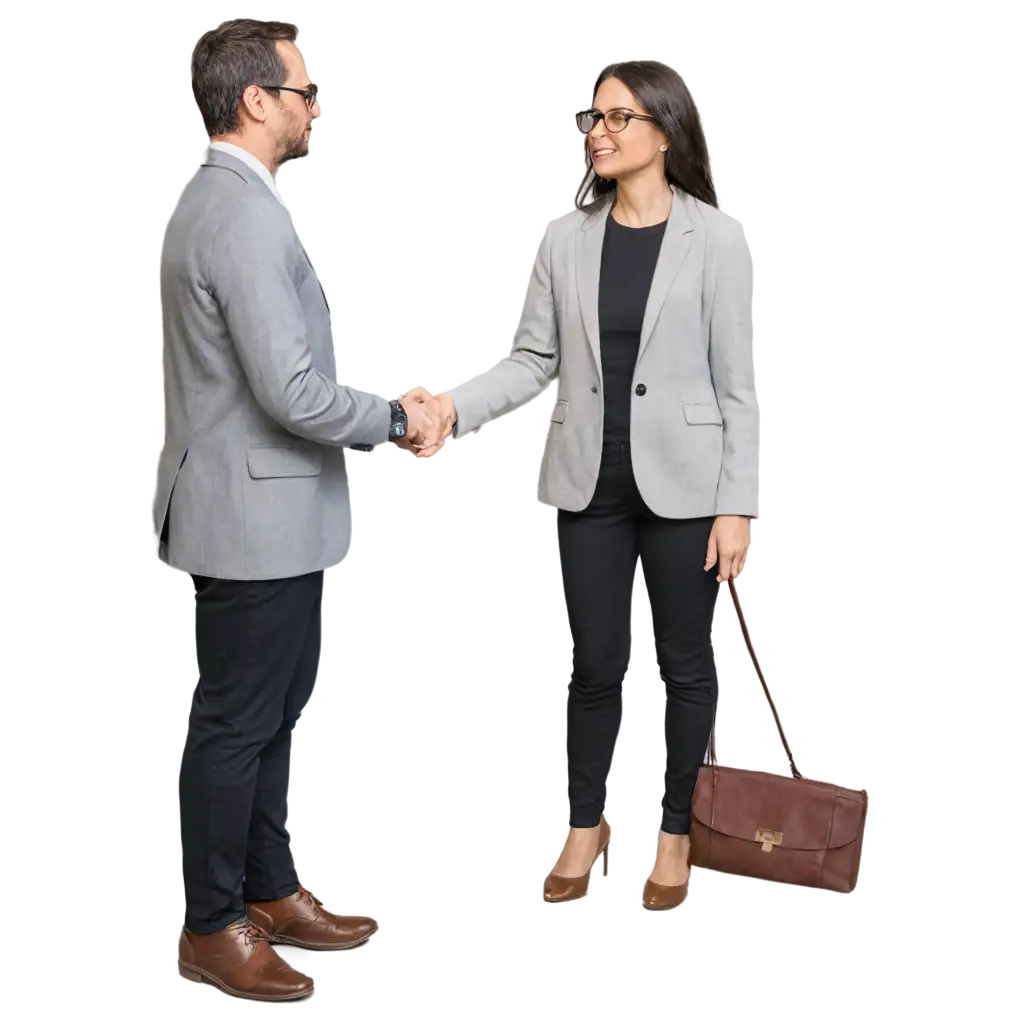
[178,919,313,1001]
[247,885,378,951]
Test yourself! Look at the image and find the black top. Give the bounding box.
[598,214,668,440]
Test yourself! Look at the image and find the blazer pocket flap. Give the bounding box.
[247,445,323,479]
[683,402,723,426]
[551,400,569,424]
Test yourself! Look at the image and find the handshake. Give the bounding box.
[392,387,457,458]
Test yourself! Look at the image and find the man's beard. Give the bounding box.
[278,123,310,165]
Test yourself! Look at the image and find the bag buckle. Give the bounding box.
[754,828,783,852]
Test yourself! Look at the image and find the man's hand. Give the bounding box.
[391,388,444,453]
[398,387,456,457]
[704,515,751,582]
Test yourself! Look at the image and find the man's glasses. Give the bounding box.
[576,107,657,134]
[259,83,319,111]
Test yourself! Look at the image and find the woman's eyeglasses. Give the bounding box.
[576,107,657,134]
[259,83,319,111]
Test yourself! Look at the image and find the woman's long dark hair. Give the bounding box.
[575,61,717,210]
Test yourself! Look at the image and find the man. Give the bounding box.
[154,19,443,1002]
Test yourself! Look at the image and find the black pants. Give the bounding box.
[179,571,323,934]
[557,439,720,835]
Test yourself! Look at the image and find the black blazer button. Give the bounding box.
[635,383,647,396]
[591,385,598,394]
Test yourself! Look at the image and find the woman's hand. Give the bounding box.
[704,515,751,582]
[395,387,456,457]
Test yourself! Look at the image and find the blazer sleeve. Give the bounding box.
[207,197,391,449]
[446,221,560,436]
[708,219,759,517]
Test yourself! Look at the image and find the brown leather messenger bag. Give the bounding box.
[692,581,868,892]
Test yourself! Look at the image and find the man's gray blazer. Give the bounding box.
[153,149,391,580]
[448,186,758,518]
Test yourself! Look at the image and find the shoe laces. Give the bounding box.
[296,884,323,917]
[229,917,271,949]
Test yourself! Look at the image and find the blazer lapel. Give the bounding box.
[301,246,330,313]
[637,187,695,361]
[576,199,612,383]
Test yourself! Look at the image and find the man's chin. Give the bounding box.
[280,142,310,165]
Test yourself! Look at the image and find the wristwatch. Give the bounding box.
[388,398,409,441]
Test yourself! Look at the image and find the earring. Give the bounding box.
[660,145,668,152]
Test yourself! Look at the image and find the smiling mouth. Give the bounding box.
[592,148,616,159]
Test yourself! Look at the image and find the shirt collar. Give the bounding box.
[207,141,287,209]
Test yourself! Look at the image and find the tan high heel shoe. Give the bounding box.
[543,815,611,903]
[641,878,688,910]
[642,835,692,910]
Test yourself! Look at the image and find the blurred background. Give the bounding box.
[6,6,1024,1015]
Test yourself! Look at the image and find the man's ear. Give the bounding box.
[239,85,270,125]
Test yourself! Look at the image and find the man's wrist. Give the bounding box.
[388,398,408,441]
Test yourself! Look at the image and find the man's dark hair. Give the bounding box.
[191,19,298,137]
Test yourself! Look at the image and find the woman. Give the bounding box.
[417,60,757,910]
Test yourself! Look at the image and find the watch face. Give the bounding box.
[392,422,407,438]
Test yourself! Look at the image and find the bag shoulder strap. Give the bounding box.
[724,581,802,778]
